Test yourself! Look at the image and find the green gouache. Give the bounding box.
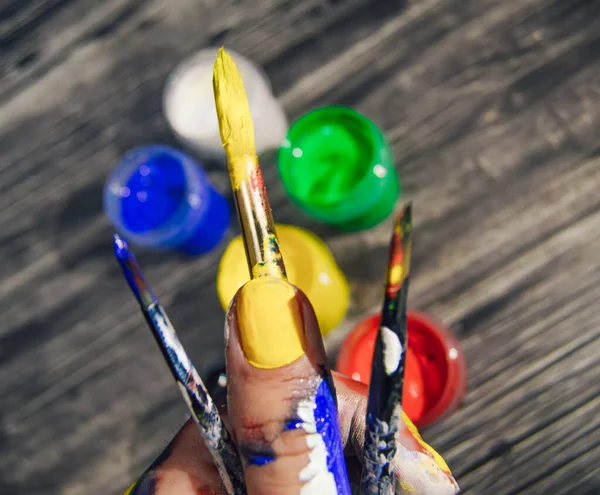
[291,123,363,204]
[278,107,400,232]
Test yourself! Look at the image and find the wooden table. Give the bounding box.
[2,0,600,493]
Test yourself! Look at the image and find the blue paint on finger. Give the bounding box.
[284,418,303,431]
[313,379,352,495]
[240,444,276,467]
[245,453,276,466]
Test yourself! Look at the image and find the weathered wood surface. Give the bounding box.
[1,0,600,493]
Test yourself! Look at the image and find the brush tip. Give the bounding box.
[398,202,412,221]
[113,233,130,261]
[212,46,257,182]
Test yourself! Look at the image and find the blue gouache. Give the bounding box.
[240,445,277,467]
[122,152,186,234]
[113,233,129,261]
[113,234,157,307]
[113,234,142,304]
[179,183,230,256]
[314,379,352,495]
[284,418,303,431]
[244,453,276,466]
[104,145,230,256]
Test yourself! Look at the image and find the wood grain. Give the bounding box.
[1,0,599,494]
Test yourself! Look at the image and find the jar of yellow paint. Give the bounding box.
[217,224,349,336]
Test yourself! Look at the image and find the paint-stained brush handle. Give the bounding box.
[361,205,412,494]
[113,235,246,495]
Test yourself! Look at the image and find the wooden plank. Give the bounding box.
[460,395,600,493]
[521,445,600,495]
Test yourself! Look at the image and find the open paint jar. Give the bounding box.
[217,224,349,336]
[278,106,400,232]
[104,145,230,255]
[336,310,468,427]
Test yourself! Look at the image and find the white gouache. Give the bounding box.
[381,326,403,375]
[296,390,339,495]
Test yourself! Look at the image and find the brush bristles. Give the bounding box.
[213,47,257,188]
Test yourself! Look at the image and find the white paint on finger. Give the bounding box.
[296,394,338,495]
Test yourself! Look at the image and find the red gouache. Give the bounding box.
[336,310,468,428]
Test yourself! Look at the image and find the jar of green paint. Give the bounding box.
[277,106,400,232]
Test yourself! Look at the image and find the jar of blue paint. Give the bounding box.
[104,145,230,255]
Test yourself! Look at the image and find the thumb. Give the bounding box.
[225,276,350,495]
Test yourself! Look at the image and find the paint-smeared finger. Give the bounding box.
[225,276,350,495]
[126,373,457,495]
[123,419,227,495]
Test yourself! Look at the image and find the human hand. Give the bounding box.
[124,278,459,495]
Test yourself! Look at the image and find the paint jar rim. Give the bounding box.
[278,106,399,226]
[103,145,216,249]
[406,310,468,427]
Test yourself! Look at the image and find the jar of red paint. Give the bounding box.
[336,310,467,428]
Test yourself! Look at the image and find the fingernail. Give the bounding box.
[236,277,305,369]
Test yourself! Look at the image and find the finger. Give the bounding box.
[226,276,349,495]
[333,373,460,494]
[124,419,226,495]
[126,372,458,495]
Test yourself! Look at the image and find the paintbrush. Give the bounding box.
[212,47,286,281]
[113,234,246,495]
[360,204,412,494]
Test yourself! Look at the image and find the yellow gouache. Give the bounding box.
[122,480,138,495]
[236,277,305,369]
[213,47,257,190]
[218,224,349,335]
[213,47,284,279]
[389,264,403,285]
[400,480,415,493]
[403,411,452,474]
